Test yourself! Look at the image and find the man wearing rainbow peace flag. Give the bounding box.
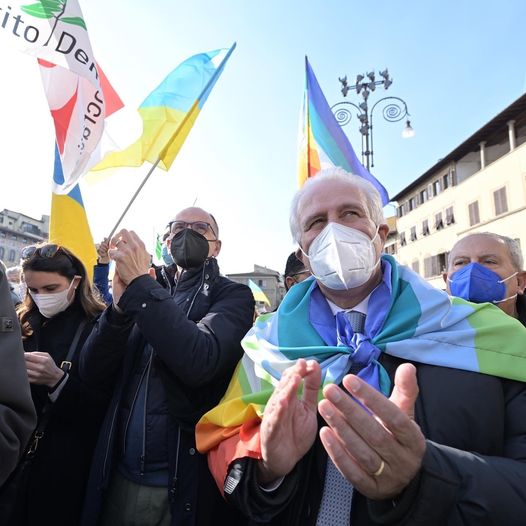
[196,168,526,525]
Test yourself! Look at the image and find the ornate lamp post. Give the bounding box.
[331,69,414,171]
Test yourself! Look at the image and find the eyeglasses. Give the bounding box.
[21,244,62,260]
[170,221,217,239]
[289,270,310,279]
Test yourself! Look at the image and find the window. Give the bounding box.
[412,260,420,274]
[385,244,397,255]
[409,197,416,211]
[445,207,455,225]
[424,253,448,278]
[422,219,430,236]
[400,232,407,246]
[0,247,4,259]
[419,189,428,204]
[397,205,404,218]
[435,212,443,230]
[468,201,480,226]
[410,226,417,242]
[258,279,265,287]
[433,180,441,196]
[494,187,508,215]
[8,250,15,262]
[427,183,434,200]
[442,173,449,190]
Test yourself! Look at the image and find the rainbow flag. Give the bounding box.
[93,44,236,172]
[298,57,389,204]
[50,144,97,281]
[248,279,271,306]
[196,255,526,486]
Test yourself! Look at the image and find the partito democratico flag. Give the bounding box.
[0,0,123,193]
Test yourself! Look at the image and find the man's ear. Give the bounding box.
[295,246,305,265]
[442,271,449,289]
[517,270,526,295]
[285,276,295,291]
[211,240,222,257]
[378,223,390,244]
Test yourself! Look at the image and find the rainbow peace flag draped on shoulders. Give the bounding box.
[298,57,389,204]
[93,44,236,172]
[196,254,526,487]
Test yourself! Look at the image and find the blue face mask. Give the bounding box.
[448,262,517,304]
[161,244,174,266]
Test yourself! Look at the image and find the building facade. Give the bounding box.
[392,94,526,288]
[227,264,285,311]
[0,209,49,266]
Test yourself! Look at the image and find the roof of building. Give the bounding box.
[391,92,526,201]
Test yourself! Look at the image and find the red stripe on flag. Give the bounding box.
[97,64,124,117]
[51,90,78,154]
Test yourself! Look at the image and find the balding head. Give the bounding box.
[168,207,221,258]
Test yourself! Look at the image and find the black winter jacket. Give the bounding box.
[79,258,254,526]
[226,353,526,525]
[5,303,106,526]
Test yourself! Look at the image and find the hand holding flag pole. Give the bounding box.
[101,44,237,240]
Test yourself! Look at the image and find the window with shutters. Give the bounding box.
[493,187,508,215]
[468,201,480,226]
[445,207,455,225]
[435,212,443,230]
[422,219,430,236]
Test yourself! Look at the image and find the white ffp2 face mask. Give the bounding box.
[29,278,78,318]
[305,222,380,290]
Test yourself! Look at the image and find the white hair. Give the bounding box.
[289,167,385,243]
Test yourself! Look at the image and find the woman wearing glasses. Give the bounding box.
[2,244,107,526]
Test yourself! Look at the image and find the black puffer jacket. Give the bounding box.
[5,303,106,526]
[79,258,254,526]
[226,353,526,525]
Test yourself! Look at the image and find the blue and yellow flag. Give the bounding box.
[50,144,97,281]
[248,279,271,306]
[93,44,236,171]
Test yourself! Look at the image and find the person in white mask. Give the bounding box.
[200,167,526,526]
[443,232,526,324]
[1,244,108,526]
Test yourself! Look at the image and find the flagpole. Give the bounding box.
[157,42,237,160]
[106,158,161,239]
[106,42,237,240]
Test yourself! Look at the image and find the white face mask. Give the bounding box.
[304,222,380,290]
[29,279,78,318]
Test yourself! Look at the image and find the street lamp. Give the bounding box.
[332,69,414,170]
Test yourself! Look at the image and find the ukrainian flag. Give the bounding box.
[93,44,236,172]
[50,144,97,281]
[248,279,271,306]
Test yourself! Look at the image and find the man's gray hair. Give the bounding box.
[289,167,385,243]
[451,232,524,270]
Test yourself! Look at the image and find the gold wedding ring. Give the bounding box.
[372,459,385,477]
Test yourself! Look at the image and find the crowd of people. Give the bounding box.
[1,167,526,525]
